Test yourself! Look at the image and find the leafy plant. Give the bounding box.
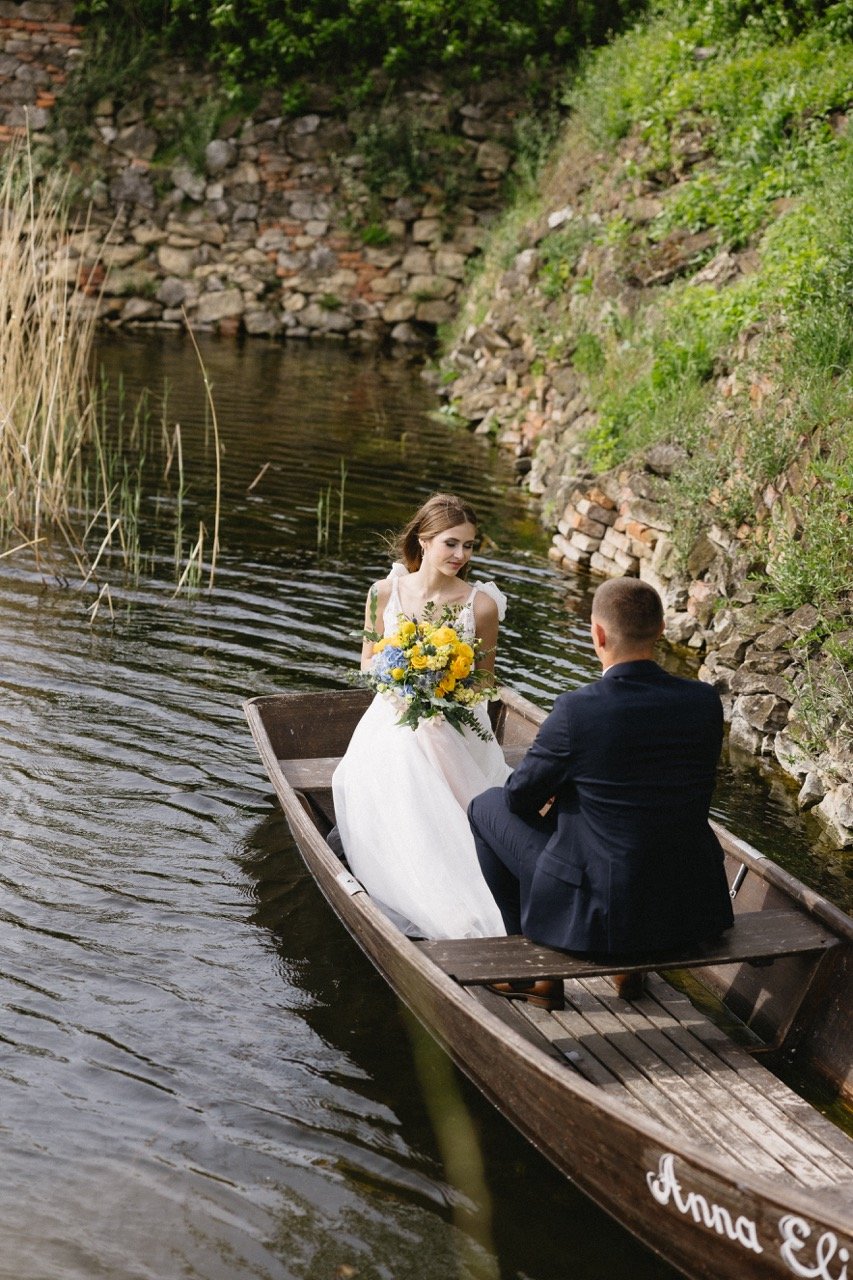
[359,222,393,246]
[52,24,156,158]
[762,454,853,614]
[787,649,853,756]
[355,114,431,195]
[537,219,595,299]
[153,93,227,172]
[73,0,648,89]
[572,331,605,375]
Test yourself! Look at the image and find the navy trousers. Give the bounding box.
[468,786,555,935]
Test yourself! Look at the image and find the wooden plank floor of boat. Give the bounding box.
[470,973,853,1192]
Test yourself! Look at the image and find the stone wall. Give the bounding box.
[0,0,79,143]
[2,13,527,344]
[0,4,527,342]
[543,445,853,850]
[70,76,510,343]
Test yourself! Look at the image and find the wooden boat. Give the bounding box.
[243,686,853,1280]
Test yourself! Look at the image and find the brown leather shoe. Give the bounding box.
[486,979,565,1011]
[613,971,645,1001]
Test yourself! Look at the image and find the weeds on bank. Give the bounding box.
[434,0,852,748]
[439,1,852,699]
[567,41,851,569]
[788,648,853,759]
[51,26,156,162]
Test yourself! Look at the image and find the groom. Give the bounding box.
[468,577,734,1004]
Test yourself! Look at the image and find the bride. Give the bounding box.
[332,494,509,940]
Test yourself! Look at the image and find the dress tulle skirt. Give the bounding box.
[332,694,509,939]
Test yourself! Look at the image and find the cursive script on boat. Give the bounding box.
[646,1153,851,1278]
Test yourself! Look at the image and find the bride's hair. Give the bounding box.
[395,493,479,573]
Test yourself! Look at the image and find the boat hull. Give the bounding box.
[244,689,853,1280]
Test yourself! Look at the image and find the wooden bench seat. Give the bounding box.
[279,744,529,790]
[415,910,840,983]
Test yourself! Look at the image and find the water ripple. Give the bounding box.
[0,334,844,1280]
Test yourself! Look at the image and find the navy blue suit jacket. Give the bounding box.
[506,660,734,953]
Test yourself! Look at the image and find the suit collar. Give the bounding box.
[601,659,663,680]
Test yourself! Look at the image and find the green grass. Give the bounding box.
[440,0,853,709]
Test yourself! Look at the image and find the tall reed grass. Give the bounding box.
[0,137,99,570]
[316,458,347,552]
[0,138,222,602]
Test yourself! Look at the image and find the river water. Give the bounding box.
[1,333,849,1280]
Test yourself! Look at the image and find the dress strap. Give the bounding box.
[386,577,401,618]
[382,562,407,632]
[385,562,408,609]
[466,580,507,621]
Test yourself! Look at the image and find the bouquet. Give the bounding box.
[361,603,497,738]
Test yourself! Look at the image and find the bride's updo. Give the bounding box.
[396,493,479,573]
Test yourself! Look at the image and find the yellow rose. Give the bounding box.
[391,667,406,681]
[398,620,416,642]
[411,651,429,670]
[430,626,457,647]
[451,656,471,679]
[457,642,475,661]
[373,638,388,653]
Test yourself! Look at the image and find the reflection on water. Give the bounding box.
[0,332,847,1280]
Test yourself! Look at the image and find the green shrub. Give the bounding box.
[763,449,853,613]
[153,94,227,172]
[572,331,605,375]
[74,0,648,89]
[355,114,432,196]
[537,219,595,299]
[52,25,155,156]
[359,222,393,246]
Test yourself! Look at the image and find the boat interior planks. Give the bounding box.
[465,984,569,1062]
[626,981,853,1181]
[648,981,853,1175]
[512,973,851,1189]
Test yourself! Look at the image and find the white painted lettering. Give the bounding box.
[645,1154,763,1254]
[779,1216,849,1280]
[647,1153,681,1206]
[736,1216,763,1254]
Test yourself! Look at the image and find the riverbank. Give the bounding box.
[432,7,853,847]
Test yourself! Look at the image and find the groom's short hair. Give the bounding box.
[591,578,664,645]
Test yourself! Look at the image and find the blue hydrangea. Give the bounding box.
[373,645,405,686]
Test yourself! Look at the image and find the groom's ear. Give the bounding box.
[591,618,607,652]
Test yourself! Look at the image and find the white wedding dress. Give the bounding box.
[331,565,510,940]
